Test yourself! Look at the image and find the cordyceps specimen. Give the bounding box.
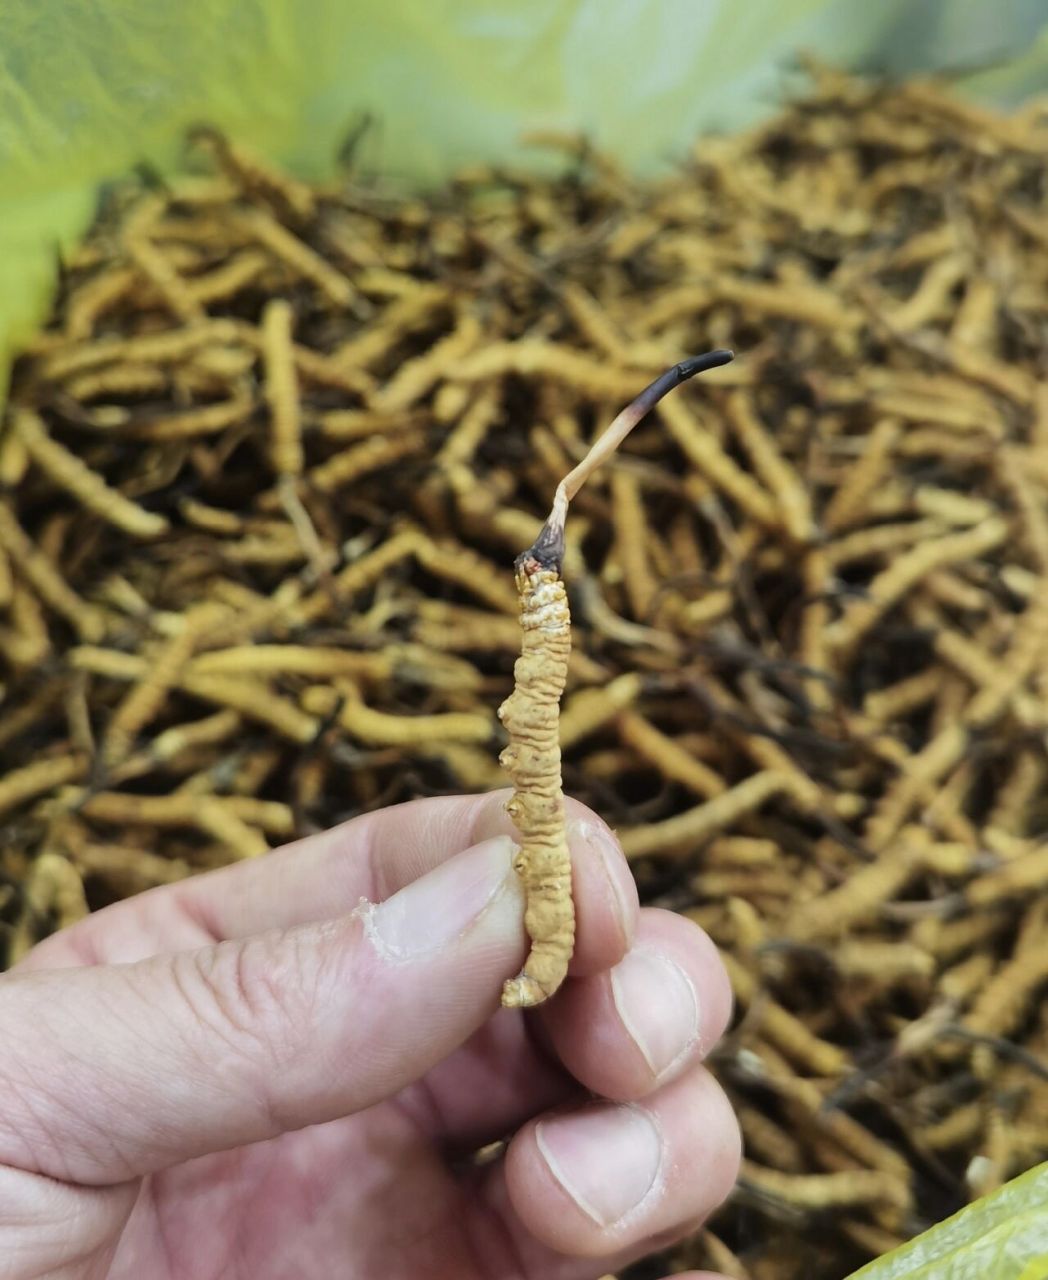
[499,350,735,1008]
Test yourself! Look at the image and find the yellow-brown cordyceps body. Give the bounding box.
[499,555,574,1007]
[497,351,734,1007]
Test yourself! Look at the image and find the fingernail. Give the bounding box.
[536,1102,663,1226]
[611,947,699,1080]
[364,836,516,960]
[572,819,633,938]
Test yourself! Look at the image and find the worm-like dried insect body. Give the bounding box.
[498,557,573,1007]
[499,351,733,1008]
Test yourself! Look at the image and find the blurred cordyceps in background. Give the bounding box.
[1,64,1047,1280]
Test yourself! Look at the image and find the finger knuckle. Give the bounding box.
[173,929,318,1083]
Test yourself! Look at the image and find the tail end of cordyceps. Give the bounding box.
[502,973,553,1008]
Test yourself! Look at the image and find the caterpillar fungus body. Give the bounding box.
[499,349,735,1008]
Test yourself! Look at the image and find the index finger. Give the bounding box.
[24,791,638,978]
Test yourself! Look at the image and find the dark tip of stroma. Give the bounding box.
[519,518,565,574]
[678,349,734,378]
[630,349,735,420]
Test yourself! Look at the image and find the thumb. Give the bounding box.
[0,836,524,1186]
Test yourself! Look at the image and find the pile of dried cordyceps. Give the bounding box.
[1,64,1046,1280]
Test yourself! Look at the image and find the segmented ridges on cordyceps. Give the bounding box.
[498,560,574,1007]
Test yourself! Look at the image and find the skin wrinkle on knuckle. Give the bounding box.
[0,1061,73,1177]
[15,922,100,972]
[169,928,323,1127]
[0,986,137,1182]
[0,1180,115,1275]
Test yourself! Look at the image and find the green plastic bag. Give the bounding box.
[846,1162,1048,1280]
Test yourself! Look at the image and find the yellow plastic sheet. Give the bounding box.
[846,1162,1048,1280]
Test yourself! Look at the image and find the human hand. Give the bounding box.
[1,792,739,1279]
